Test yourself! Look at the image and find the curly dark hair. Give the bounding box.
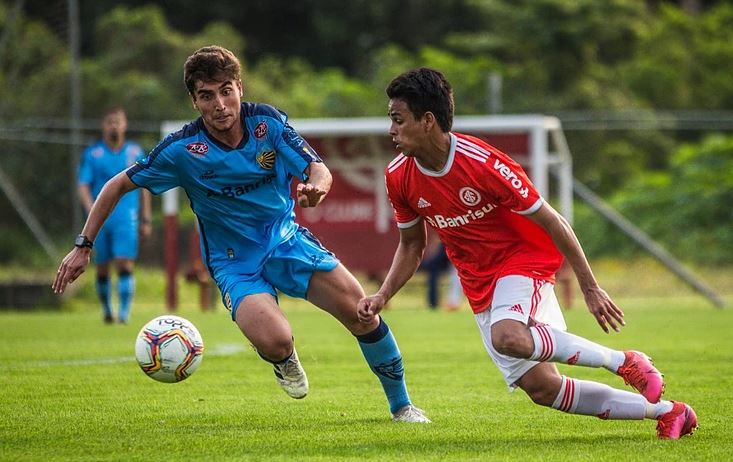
[183,45,241,96]
[386,67,454,132]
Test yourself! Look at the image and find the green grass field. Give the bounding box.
[1,263,731,461]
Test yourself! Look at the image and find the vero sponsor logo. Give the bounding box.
[493,159,529,198]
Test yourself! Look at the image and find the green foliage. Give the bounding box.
[1,1,732,267]
[568,129,677,194]
[622,3,733,109]
[575,134,733,264]
[447,0,647,111]
[0,4,67,117]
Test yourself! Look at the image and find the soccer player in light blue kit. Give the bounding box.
[54,46,429,422]
[78,108,152,324]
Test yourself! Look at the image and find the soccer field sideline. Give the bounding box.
[1,296,731,461]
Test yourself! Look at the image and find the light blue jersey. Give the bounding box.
[128,102,324,282]
[79,140,144,225]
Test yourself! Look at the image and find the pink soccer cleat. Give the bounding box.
[657,401,698,439]
[617,351,665,403]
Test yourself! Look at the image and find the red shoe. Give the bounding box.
[657,401,698,439]
[617,351,664,403]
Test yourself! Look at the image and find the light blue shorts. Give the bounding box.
[216,226,339,320]
[93,221,138,264]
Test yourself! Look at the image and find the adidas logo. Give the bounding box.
[417,197,431,208]
[508,303,524,315]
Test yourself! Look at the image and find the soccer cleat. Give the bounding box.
[656,401,698,439]
[391,405,432,423]
[617,351,665,403]
[273,349,309,399]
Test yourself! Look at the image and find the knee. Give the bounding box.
[257,336,294,363]
[517,368,563,407]
[117,260,135,274]
[491,322,532,357]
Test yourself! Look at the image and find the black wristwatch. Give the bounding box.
[74,234,94,249]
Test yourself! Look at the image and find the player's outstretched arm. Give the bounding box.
[526,202,625,334]
[296,161,332,208]
[52,172,139,294]
[358,223,427,323]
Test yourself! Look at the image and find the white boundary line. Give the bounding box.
[1,343,248,370]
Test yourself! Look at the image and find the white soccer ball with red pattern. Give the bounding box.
[135,315,204,383]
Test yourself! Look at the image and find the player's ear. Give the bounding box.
[237,79,244,97]
[423,112,436,132]
[190,96,198,111]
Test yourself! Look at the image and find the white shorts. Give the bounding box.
[474,275,567,390]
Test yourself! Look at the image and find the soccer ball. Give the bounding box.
[135,315,204,383]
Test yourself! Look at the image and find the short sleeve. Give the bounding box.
[484,153,543,215]
[126,139,179,195]
[385,170,420,229]
[271,111,321,181]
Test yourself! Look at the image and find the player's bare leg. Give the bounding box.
[234,293,308,399]
[308,264,430,422]
[517,362,681,421]
[511,337,695,438]
[492,318,664,402]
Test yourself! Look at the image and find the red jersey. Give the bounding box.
[385,132,563,313]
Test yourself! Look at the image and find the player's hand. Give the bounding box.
[357,293,387,323]
[583,286,625,333]
[296,183,326,208]
[52,247,91,294]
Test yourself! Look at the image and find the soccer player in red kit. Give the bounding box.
[357,67,697,439]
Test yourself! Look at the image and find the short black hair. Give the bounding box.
[386,67,454,132]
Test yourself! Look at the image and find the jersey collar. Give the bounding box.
[196,105,250,152]
[415,133,456,177]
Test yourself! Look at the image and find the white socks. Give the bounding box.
[552,376,674,420]
[529,324,626,372]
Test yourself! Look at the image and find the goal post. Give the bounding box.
[159,115,572,310]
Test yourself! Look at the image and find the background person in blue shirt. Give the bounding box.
[54,46,429,423]
[78,107,152,324]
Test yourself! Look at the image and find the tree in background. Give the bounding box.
[1,1,732,264]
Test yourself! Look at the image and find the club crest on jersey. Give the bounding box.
[459,187,481,206]
[257,150,276,169]
[91,147,104,158]
[186,142,208,157]
[254,121,268,139]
